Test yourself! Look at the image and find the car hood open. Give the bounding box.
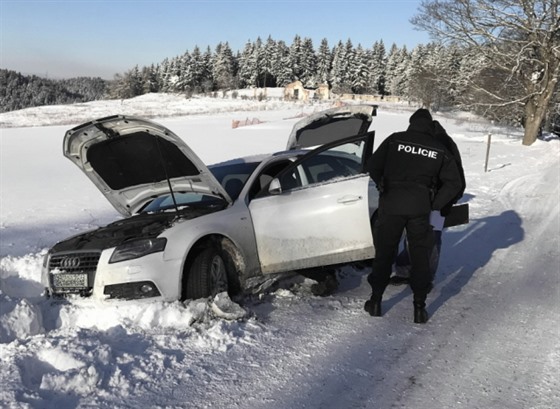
[286,104,376,150]
[63,115,232,217]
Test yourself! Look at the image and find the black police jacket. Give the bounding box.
[368,119,463,216]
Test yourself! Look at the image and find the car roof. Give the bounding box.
[209,149,309,168]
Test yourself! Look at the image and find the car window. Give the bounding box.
[293,116,369,148]
[249,159,295,200]
[279,139,367,190]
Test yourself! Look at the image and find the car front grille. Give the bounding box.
[48,251,101,295]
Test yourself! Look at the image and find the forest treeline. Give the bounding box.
[1,35,558,134]
[0,70,107,113]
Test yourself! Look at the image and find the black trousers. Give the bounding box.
[395,229,442,280]
[368,211,434,302]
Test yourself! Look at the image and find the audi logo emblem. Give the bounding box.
[60,256,81,269]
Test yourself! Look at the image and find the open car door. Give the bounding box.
[286,104,376,150]
[249,133,376,274]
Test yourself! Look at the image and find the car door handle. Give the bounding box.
[337,195,362,204]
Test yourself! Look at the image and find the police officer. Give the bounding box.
[390,119,467,285]
[364,109,463,323]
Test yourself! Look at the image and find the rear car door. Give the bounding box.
[249,133,375,274]
[286,104,376,150]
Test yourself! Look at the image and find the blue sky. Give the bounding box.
[1,0,431,79]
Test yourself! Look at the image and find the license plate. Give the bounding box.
[53,273,88,288]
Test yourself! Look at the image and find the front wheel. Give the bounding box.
[184,247,228,300]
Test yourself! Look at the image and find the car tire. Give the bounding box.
[184,246,228,300]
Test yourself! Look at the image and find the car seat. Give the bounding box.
[224,178,244,200]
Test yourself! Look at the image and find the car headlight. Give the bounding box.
[109,238,167,264]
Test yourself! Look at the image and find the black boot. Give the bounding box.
[413,302,429,324]
[364,296,382,317]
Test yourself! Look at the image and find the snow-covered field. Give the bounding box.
[1,93,559,409]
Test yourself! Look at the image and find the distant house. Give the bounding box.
[315,84,330,100]
[284,81,309,101]
[284,81,332,101]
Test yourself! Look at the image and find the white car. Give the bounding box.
[42,105,379,301]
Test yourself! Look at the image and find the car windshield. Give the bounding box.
[139,160,260,213]
[141,192,225,213]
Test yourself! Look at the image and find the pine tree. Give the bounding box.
[368,40,387,95]
[237,40,259,88]
[289,35,304,82]
[330,41,349,94]
[212,42,236,90]
[275,40,293,86]
[331,39,356,94]
[385,44,409,97]
[141,64,159,94]
[316,38,333,86]
[181,54,191,92]
[300,37,317,87]
[351,44,369,94]
[260,36,278,87]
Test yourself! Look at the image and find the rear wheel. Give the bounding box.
[184,247,228,300]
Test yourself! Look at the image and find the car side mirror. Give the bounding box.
[268,178,282,195]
